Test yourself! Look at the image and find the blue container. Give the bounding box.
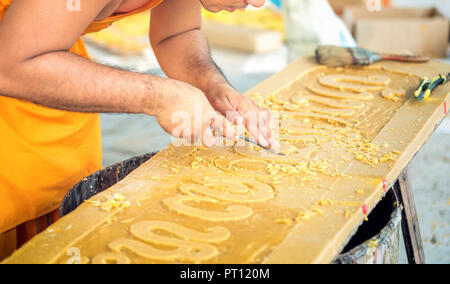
[270,0,282,8]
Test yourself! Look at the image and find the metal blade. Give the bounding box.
[239,135,286,156]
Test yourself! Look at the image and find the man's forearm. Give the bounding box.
[0,51,180,115]
[148,0,275,147]
[152,29,232,97]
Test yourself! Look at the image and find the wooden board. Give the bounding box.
[3,58,449,264]
[202,20,283,53]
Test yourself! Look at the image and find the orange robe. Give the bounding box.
[0,0,163,236]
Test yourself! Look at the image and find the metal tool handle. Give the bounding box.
[414,77,429,100]
[423,74,449,100]
[415,73,449,102]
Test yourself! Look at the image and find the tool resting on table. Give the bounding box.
[415,73,450,102]
[316,45,430,67]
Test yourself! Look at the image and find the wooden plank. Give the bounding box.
[395,170,426,264]
[16,221,37,248]
[0,229,16,261]
[3,58,449,264]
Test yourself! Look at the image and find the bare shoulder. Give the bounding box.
[0,0,112,61]
[115,0,154,13]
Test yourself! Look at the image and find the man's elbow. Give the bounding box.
[150,27,202,49]
[0,62,11,94]
[0,58,23,97]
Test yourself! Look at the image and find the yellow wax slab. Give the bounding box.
[4,58,449,264]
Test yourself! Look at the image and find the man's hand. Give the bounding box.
[148,80,238,147]
[151,0,278,149]
[206,84,278,149]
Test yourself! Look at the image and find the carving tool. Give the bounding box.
[414,73,450,102]
[315,45,430,67]
[211,126,286,156]
[239,135,286,156]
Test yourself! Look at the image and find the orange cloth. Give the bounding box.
[0,0,164,234]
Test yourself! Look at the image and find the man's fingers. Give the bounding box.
[244,111,270,147]
[265,109,280,149]
[265,109,274,140]
[218,97,244,126]
[258,108,279,148]
[211,114,238,142]
[233,96,273,148]
[210,93,280,148]
[230,111,244,126]
[202,127,216,147]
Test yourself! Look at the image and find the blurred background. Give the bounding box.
[82,0,449,263]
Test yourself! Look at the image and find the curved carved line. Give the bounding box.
[163,195,254,222]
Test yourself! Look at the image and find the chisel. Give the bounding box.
[239,135,286,156]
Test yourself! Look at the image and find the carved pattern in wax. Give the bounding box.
[92,252,131,264]
[319,75,390,92]
[235,142,318,163]
[163,195,254,222]
[106,221,230,262]
[381,89,406,102]
[179,177,275,203]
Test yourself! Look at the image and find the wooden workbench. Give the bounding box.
[3,58,449,264]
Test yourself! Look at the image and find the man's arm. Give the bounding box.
[150,0,277,148]
[0,0,236,146]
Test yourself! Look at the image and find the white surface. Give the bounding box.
[399,131,450,264]
[437,116,450,134]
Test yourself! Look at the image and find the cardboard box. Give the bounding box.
[328,0,392,16]
[328,0,366,15]
[343,7,449,58]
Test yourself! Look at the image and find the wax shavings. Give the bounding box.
[87,193,131,212]
[121,218,136,224]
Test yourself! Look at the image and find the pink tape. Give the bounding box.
[382,179,387,192]
[445,101,447,115]
[362,204,369,215]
